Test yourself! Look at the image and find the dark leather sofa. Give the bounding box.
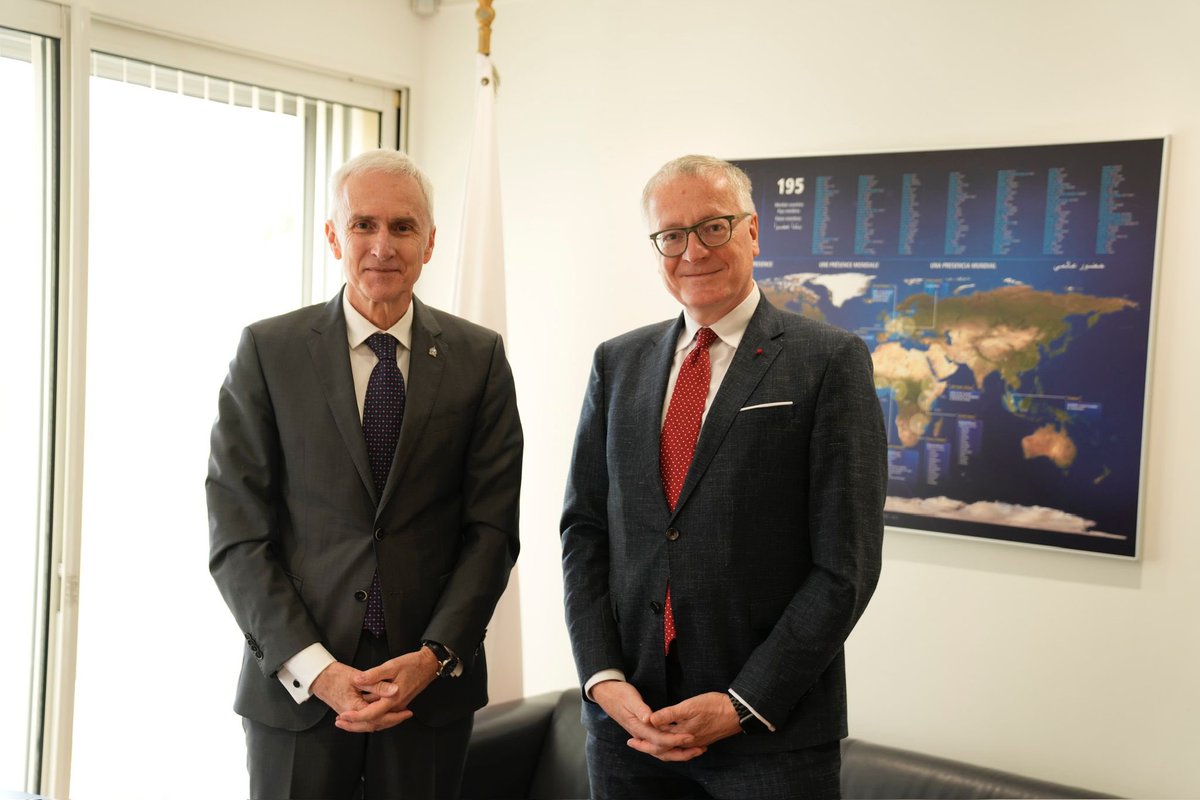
[461,690,1119,800]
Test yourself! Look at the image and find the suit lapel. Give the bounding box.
[636,316,686,503]
[671,295,785,518]
[378,296,444,511]
[306,291,377,502]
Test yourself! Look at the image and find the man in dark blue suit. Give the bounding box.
[561,155,886,799]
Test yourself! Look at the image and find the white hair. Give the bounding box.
[330,149,435,228]
[641,154,756,218]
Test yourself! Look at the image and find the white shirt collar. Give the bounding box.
[677,283,761,352]
[342,290,414,351]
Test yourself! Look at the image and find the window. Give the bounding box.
[0,23,59,794]
[70,53,383,798]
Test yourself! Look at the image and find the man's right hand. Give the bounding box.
[310,661,401,718]
[591,680,705,762]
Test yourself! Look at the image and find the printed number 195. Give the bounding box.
[777,177,805,195]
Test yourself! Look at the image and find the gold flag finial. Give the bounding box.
[476,0,495,55]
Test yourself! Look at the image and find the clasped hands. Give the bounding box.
[310,647,440,733]
[591,680,743,762]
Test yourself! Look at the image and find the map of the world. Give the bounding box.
[736,140,1163,556]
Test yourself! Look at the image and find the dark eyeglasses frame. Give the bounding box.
[648,212,752,257]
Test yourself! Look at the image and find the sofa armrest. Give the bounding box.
[461,692,559,800]
[527,690,591,800]
[841,738,1121,799]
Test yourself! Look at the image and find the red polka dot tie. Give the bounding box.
[659,326,717,655]
[362,332,405,637]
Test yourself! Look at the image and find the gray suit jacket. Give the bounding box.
[561,294,885,755]
[208,291,522,732]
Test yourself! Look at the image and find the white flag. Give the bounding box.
[453,53,506,337]
[453,52,523,703]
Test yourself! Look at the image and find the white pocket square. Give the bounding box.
[739,401,794,412]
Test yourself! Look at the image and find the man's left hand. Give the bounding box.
[640,692,744,756]
[334,647,441,733]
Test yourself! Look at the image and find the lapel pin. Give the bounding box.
[428,346,438,358]
[755,347,764,357]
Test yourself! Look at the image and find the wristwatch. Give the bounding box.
[421,640,460,678]
[728,691,769,734]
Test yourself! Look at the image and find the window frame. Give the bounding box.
[0,9,63,796]
[0,2,409,795]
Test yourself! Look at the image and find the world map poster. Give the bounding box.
[734,139,1164,557]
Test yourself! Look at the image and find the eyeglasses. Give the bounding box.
[648,213,751,257]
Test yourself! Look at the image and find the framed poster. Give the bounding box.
[734,139,1165,557]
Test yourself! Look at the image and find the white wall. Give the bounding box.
[80,0,427,89]
[416,1,1200,798]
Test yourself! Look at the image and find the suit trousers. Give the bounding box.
[244,631,473,800]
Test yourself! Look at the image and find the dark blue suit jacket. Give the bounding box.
[561,294,886,755]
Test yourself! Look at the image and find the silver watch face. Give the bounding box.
[434,649,458,677]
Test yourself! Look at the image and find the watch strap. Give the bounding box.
[728,691,769,734]
[421,640,460,678]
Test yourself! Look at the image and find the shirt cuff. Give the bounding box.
[277,643,336,704]
[729,687,777,732]
[583,669,627,702]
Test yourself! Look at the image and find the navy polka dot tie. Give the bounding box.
[659,326,717,655]
[362,332,405,637]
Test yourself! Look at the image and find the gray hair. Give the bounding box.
[330,148,435,228]
[641,154,756,218]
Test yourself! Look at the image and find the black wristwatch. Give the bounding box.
[421,640,460,678]
[728,691,769,734]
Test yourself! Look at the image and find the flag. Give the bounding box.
[453,51,523,703]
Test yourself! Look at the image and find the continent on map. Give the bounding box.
[758,272,876,320]
[1022,424,1077,469]
[895,285,1137,390]
[871,341,958,446]
[759,280,824,321]
[884,495,1102,535]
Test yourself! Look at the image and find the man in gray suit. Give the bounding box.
[208,149,522,799]
[561,155,886,799]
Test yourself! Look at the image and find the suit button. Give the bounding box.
[649,601,662,615]
[354,590,368,602]
[665,528,680,541]
[374,528,385,541]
